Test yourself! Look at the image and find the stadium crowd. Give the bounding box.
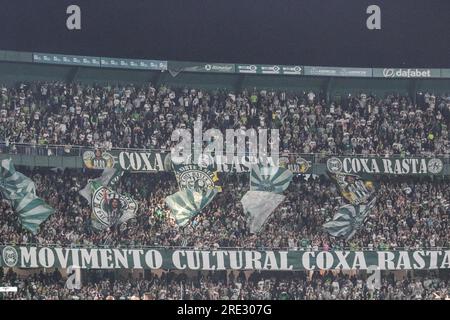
[0,169,448,249]
[1,269,448,300]
[0,82,449,155]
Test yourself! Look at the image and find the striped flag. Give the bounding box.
[165,189,217,227]
[12,193,55,234]
[0,159,54,234]
[328,172,376,205]
[250,165,293,194]
[0,159,36,198]
[322,197,377,240]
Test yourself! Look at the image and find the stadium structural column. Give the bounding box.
[67,66,79,83]
[151,71,163,88]
[409,79,418,105]
[324,77,334,104]
[235,74,246,93]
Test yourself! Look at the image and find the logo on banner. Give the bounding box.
[327,157,343,173]
[2,246,18,267]
[176,165,216,194]
[280,156,311,173]
[382,68,432,78]
[428,158,443,174]
[83,150,115,169]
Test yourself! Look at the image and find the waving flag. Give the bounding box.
[88,181,138,230]
[79,168,123,202]
[250,165,293,194]
[0,159,54,234]
[172,162,222,194]
[79,168,136,230]
[329,172,375,205]
[240,165,293,233]
[323,197,377,240]
[12,193,55,234]
[241,191,285,233]
[0,159,36,198]
[165,189,217,227]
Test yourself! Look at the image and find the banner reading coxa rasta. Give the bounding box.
[327,156,445,176]
[1,246,449,271]
[82,149,314,174]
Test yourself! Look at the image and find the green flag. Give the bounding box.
[0,159,54,234]
[12,193,55,234]
[165,189,217,227]
[322,197,377,240]
[250,165,293,194]
[81,174,137,231]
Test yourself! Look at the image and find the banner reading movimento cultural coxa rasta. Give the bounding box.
[1,246,449,271]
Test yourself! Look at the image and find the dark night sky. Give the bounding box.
[0,0,448,67]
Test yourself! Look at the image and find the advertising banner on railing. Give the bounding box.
[168,61,235,74]
[373,68,441,79]
[326,156,445,177]
[304,66,372,77]
[441,69,450,78]
[1,245,449,271]
[236,64,303,75]
[33,53,101,67]
[0,50,33,63]
[100,57,167,70]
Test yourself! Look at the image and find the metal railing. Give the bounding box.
[0,243,448,251]
[1,142,449,163]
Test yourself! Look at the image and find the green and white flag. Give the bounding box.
[250,165,293,194]
[12,193,55,234]
[0,159,36,199]
[322,197,377,240]
[165,189,217,227]
[79,168,123,202]
[172,162,221,194]
[328,172,376,205]
[0,159,54,234]
[240,165,292,233]
[241,191,285,233]
[89,181,138,230]
[79,169,136,230]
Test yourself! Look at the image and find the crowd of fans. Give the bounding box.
[1,268,448,300]
[0,169,448,249]
[0,82,449,155]
[0,81,449,300]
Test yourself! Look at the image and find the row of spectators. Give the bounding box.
[0,169,448,249]
[1,82,449,155]
[1,269,448,300]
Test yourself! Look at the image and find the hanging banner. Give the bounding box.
[326,156,444,176]
[82,149,288,173]
[1,246,449,271]
[82,149,170,172]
